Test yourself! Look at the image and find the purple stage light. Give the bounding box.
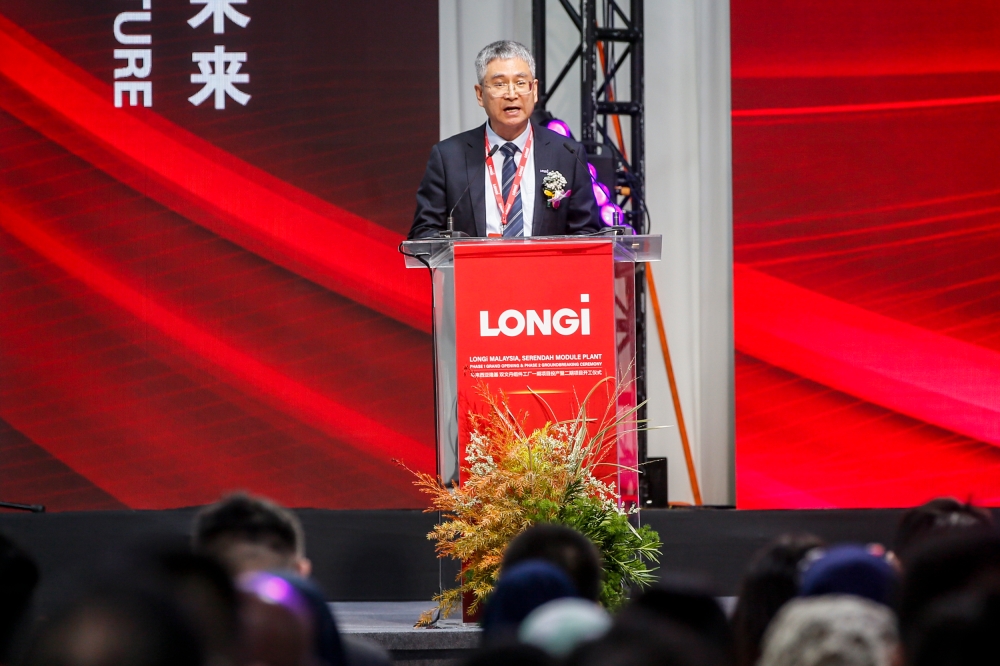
[545,118,572,138]
[592,182,611,206]
[600,202,624,226]
[587,163,598,181]
[238,572,310,619]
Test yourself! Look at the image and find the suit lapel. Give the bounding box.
[531,122,554,236]
[465,124,487,237]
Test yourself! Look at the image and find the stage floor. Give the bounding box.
[334,601,480,664]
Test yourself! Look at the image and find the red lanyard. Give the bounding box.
[485,127,533,227]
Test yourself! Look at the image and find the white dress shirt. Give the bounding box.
[484,121,535,236]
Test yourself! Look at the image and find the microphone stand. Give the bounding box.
[441,143,500,238]
[0,501,45,513]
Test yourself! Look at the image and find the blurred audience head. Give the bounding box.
[136,549,239,666]
[480,559,578,643]
[893,497,992,566]
[193,493,310,578]
[21,590,203,666]
[799,544,898,606]
[0,533,39,662]
[501,524,603,601]
[518,597,611,657]
[622,576,733,655]
[567,608,725,666]
[905,587,1000,666]
[897,530,1000,635]
[731,533,824,666]
[758,596,898,666]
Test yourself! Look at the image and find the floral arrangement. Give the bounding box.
[407,382,661,626]
[542,170,571,208]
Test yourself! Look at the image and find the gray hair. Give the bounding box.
[475,40,536,84]
[759,596,899,666]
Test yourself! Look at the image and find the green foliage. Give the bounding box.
[556,492,661,610]
[407,383,662,624]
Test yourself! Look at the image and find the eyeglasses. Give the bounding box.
[483,80,534,98]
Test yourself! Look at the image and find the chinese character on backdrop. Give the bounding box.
[188,0,250,109]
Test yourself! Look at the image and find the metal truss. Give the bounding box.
[532,0,649,465]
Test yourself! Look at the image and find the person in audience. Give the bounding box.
[138,549,240,666]
[730,533,824,666]
[0,533,39,664]
[798,544,898,606]
[193,492,311,578]
[240,593,314,666]
[896,530,1000,636]
[905,586,1000,666]
[518,597,611,657]
[238,572,346,666]
[500,524,603,602]
[566,608,726,666]
[623,576,734,658]
[20,589,203,666]
[460,643,554,666]
[757,596,898,666]
[480,560,579,643]
[891,497,993,567]
[192,493,386,666]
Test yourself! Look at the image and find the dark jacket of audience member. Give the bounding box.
[20,589,203,666]
[567,609,726,666]
[273,574,347,666]
[906,587,1000,666]
[623,576,734,662]
[0,534,39,664]
[730,533,823,666]
[897,530,1000,636]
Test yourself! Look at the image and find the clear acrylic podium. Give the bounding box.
[401,234,661,505]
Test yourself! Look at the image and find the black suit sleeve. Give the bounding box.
[408,143,447,239]
[564,143,602,235]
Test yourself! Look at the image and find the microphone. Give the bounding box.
[446,143,500,237]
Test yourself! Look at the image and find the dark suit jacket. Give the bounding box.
[408,122,602,239]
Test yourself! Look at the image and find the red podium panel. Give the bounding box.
[453,240,637,504]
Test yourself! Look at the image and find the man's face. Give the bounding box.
[475,57,538,138]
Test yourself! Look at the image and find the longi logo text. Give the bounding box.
[480,295,590,337]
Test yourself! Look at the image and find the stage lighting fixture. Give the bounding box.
[587,163,598,181]
[593,182,611,207]
[545,118,572,138]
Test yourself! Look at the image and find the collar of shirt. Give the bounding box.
[485,121,531,153]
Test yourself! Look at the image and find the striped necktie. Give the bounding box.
[499,142,524,237]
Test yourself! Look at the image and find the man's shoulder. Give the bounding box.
[435,125,486,154]
[532,122,582,152]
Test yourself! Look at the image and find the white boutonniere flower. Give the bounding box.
[542,170,571,209]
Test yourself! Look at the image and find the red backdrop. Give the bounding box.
[0,1,438,510]
[732,0,1000,508]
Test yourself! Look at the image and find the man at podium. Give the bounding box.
[408,41,601,239]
